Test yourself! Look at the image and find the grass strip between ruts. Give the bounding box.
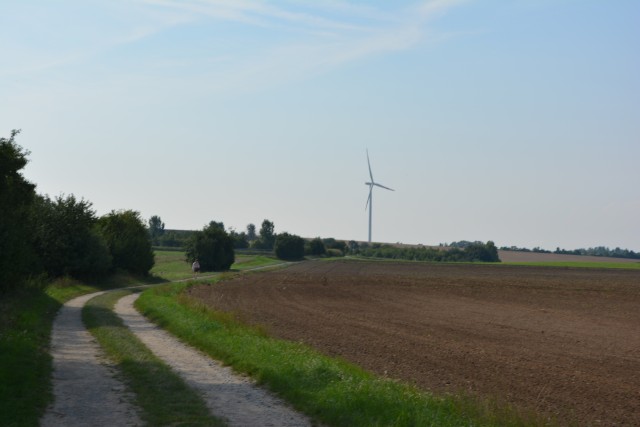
[136,281,546,427]
[82,290,225,427]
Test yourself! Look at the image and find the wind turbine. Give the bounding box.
[365,149,394,243]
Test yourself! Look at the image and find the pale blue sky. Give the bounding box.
[2,1,639,250]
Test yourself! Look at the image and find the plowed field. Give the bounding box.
[188,260,640,426]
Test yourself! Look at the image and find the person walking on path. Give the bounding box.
[192,259,200,277]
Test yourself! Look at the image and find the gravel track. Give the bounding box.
[42,284,312,426]
[40,291,142,427]
[114,293,311,427]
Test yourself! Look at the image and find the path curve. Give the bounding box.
[41,292,142,427]
[114,293,311,427]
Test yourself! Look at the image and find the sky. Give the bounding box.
[2,0,639,250]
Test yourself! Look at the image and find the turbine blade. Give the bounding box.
[365,187,372,210]
[374,183,394,191]
[367,149,374,182]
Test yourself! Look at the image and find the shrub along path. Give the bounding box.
[40,291,142,427]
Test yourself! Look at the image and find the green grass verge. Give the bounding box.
[136,281,546,427]
[502,261,640,270]
[83,290,224,426]
[0,283,59,427]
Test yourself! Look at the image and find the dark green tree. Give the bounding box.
[256,219,276,250]
[185,223,235,271]
[208,221,225,231]
[148,215,165,241]
[0,130,37,290]
[464,241,500,262]
[246,223,257,242]
[155,230,195,248]
[31,194,111,278]
[228,229,249,249]
[307,237,326,256]
[275,233,305,261]
[97,210,155,275]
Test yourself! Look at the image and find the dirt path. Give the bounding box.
[114,293,311,427]
[42,287,312,426]
[41,292,142,427]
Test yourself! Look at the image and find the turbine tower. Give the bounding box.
[365,149,394,243]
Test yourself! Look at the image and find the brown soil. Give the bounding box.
[187,260,640,426]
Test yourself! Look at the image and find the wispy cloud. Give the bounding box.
[141,0,377,33]
[418,0,468,18]
[137,0,466,92]
[0,2,191,78]
[1,0,465,92]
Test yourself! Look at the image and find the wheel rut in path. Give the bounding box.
[114,293,312,427]
[41,292,142,427]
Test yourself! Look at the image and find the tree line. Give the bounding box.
[355,241,500,263]
[148,217,275,251]
[500,245,640,260]
[168,217,361,267]
[3,129,506,293]
[150,215,504,266]
[1,130,154,292]
[179,219,310,266]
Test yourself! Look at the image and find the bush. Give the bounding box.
[306,238,326,256]
[323,238,347,254]
[97,210,155,275]
[274,233,305,261]
[31,195,111,279]
[185,223,235,271]
[326,248,344,257]
[464,241,499,262]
